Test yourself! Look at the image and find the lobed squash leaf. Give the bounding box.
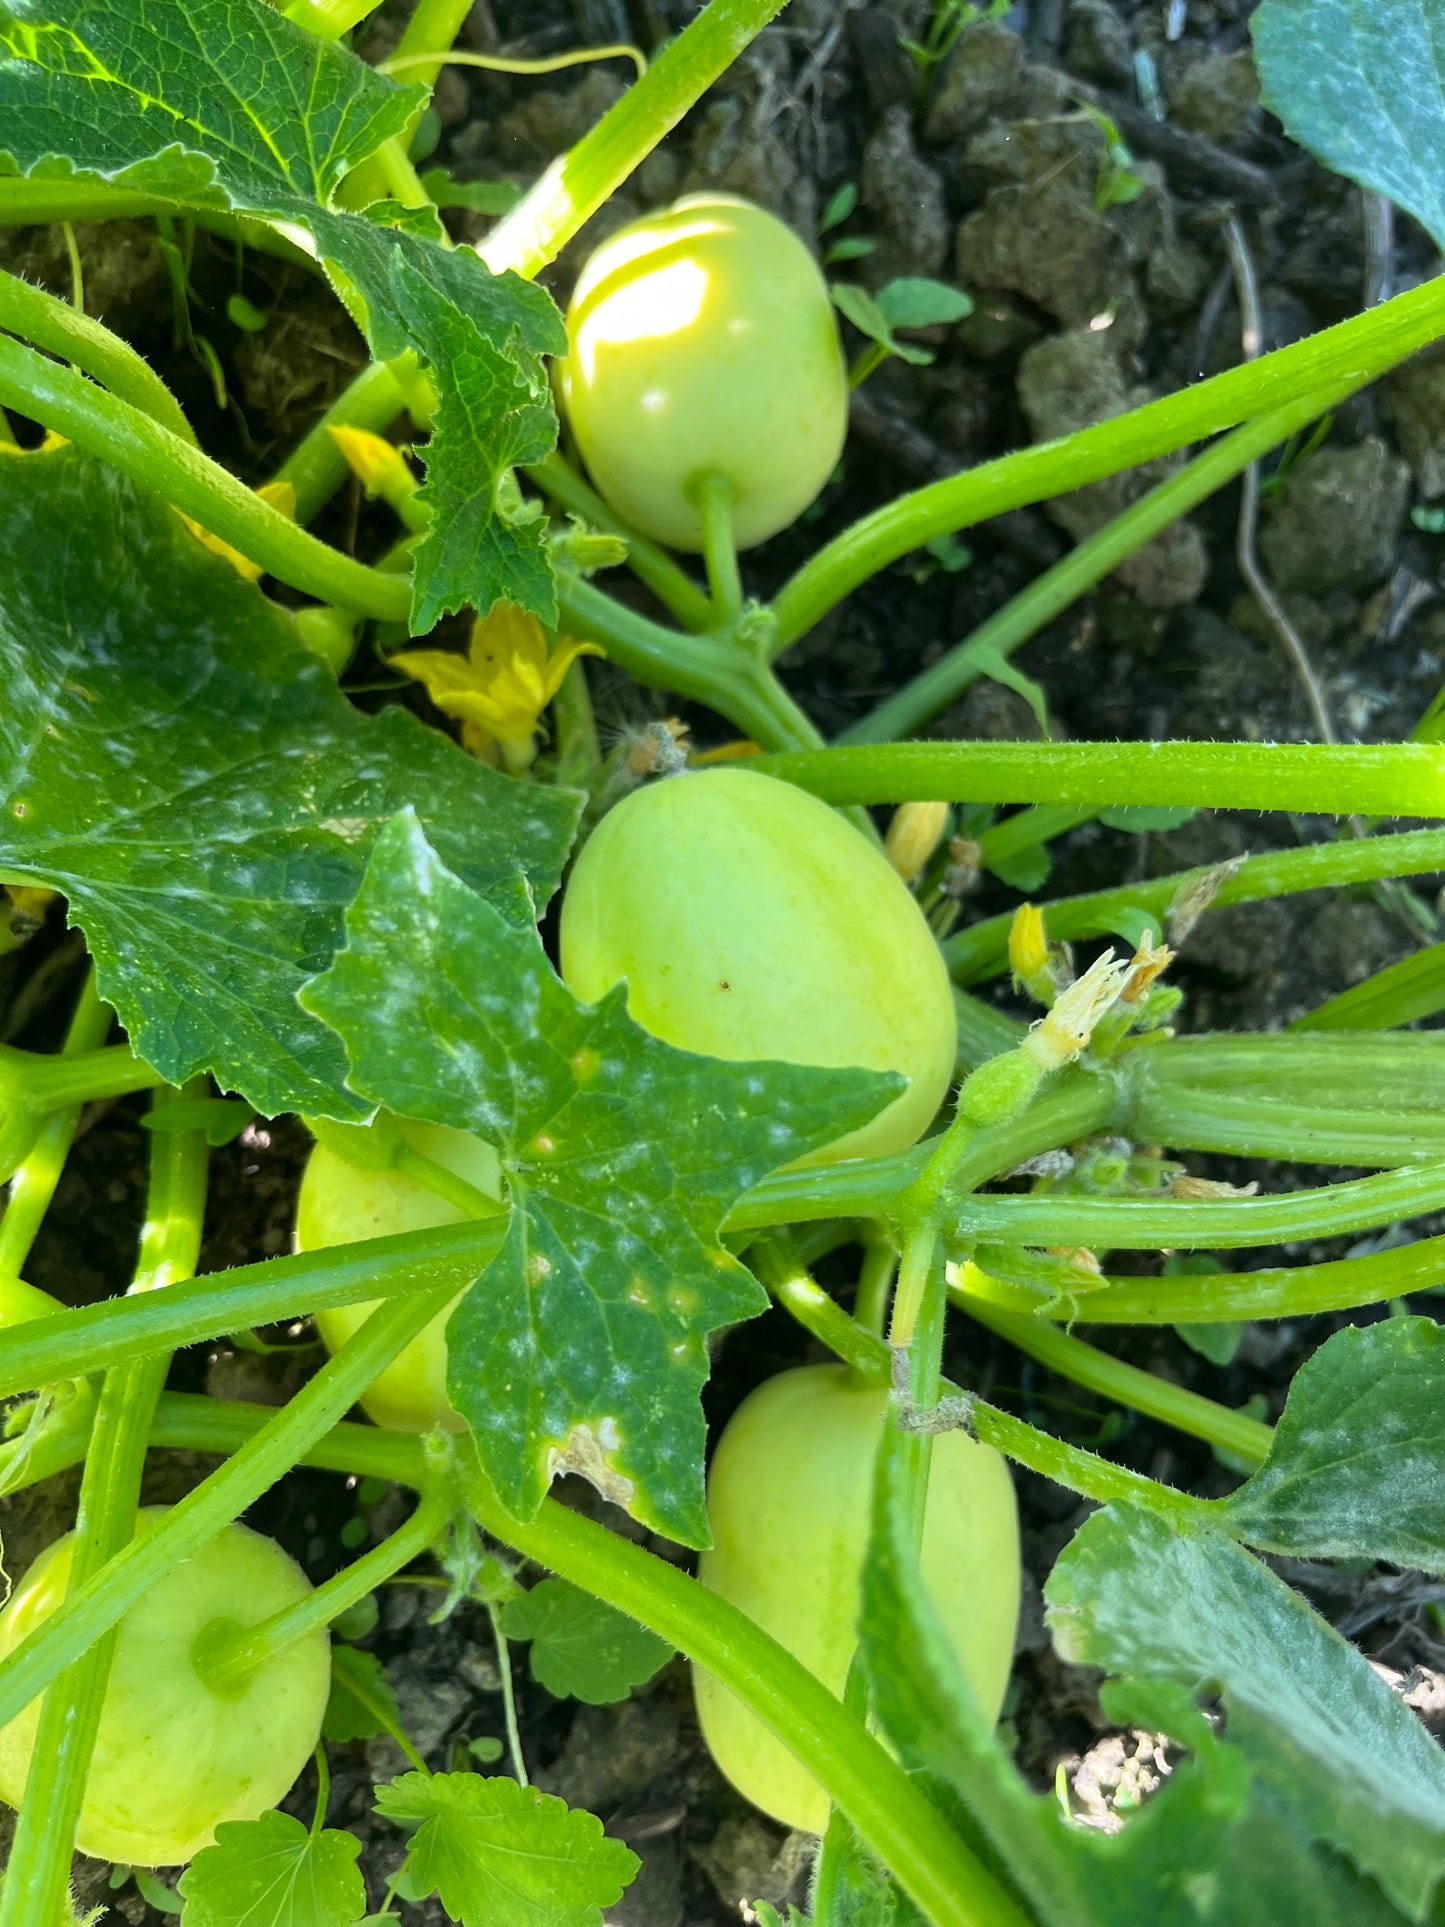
[300,811,899,1544]
[0,448,579,1118]
[499,1577,672,1704]
[1046,1502,1445,1920]
[861,1422,1418,1926]
[375,1771,636,1927]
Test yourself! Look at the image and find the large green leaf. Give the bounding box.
[375,1772,637,1927]
[300,812,897,1543]
[862,1429,1413,1926]
[1253,0,1445,251]
[1045,1503,1445,1920]
[1223,1316,1445,1573]
[0,447,579,1117]
[0,0,567,627]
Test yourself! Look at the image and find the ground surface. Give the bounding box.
[1,0,1444,1920]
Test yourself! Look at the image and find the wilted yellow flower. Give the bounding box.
[884,800,950,883]
[178,481,296,582]
[1007,902,1055,1003]
[390,604,603,762]
[328,425,422,525]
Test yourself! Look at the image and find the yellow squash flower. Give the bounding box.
[390,604,603,762]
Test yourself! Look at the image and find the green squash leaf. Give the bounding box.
[374,1772,637,1927]
[176,1811,366,1927]
[1223,1315,1445,1573]
[500,1578,672,1704]
[1045,1502,1445,1919]
[0,448,579,1118]
[0,0,567,628]
[1253,0,1445,252]
[863,1427,1415,1926]
[300,812,898,1543]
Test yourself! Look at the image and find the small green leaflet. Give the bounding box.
[1045,1503,1445,1920]
[861,1427,1413,1927]
[301,812,897,1543]
[176,1812,366,1927]
[0,0,568,627]
[500,1577,673,1704]
[0,449,579,1118]
[1253,0,1445,253]
[322,1645,403,1746]
[374,1772,637,1927]
[1222,1316,1445,1573]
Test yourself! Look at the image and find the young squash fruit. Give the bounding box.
[556,192,848,551]
[295,1117,501,1432]
[559,768,957,1164]
[693,1365,1020,1834]
[0,1509,329,1866]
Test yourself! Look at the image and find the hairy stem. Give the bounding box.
[956,1292,1273,1467]
[770,272,1445,648]
[0,1219,507,1400]
[0,1088,208,1927]
[944,829,1445,981]
[0,336,410,618]
[750,739,1445,819]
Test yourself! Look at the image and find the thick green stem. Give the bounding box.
[202,1488,449,1694]
[1290,942,1445,1031]
[458,1455,1030,1927]
[944,829,1445,981]
[556,575,825,750]
[728,1071,1121,1233]
[477,0,789,281]
[696,472,743,625]
[0,1285,457,1735]
[0,1087,208,1927]
[525,453,713,631]
[0,1038,167,1115]
[0,973,112,1279]
[830,392,1338,739]
[0,1393,430,1501]
[750,740,1445,819]
[956,1294,1273,1467]
[949,1161,1445,1251]
[764,1256,1206,1520]
[0,1219,507,1400]
[955,1233,1445,1324]
[0,269,195,445]
[0,335,410,619]
[1130,1083,1445,1168]
[770,272,1445,649]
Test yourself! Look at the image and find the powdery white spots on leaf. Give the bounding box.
[302,815,898,1543]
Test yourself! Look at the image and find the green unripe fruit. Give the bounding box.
[693,1365,1019,1834]
[559,768,957,1165]
[556,194,848,551]
[296,1117,502,1432]
[0,1510,329,1866]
